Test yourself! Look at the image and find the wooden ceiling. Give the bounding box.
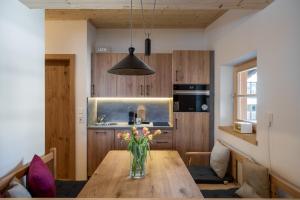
[22,0,273,29]
[46,9,227,29]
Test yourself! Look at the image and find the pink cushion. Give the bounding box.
[27,155,56,197]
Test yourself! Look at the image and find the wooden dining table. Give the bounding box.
[78,150,203,198]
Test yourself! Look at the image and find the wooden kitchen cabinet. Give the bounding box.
[116,53,145,97]
[92,53,118,97]
[92,53,172,97]
[115,129,173,150]
[114,129,130,150]
[87,129,115,176]
[150,129,173,150]
[144,54,172,97]
[172,50,211,84]
[174,112,209,165]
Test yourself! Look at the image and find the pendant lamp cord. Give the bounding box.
[130,0,133,47]
[140,0,157,38]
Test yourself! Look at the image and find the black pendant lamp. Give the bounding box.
[108,0,155,76]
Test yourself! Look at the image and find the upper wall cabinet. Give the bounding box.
[145,54,172,97]
[172,50,211,84]
[92,53,172,97]
[116,53,145,97]
[92,53,117,97]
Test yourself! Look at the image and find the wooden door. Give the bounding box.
[45,54,75,180]
[144,54,172,97]
[174,112,209,165]
[116,53,145,97]
[92,53,118,97]
[172,51,210,84]
[87,129,114,176]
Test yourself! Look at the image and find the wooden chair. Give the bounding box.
[0,148,56,192]
[0,148,87,198]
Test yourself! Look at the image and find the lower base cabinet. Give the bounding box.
[114,129,130,150]
[87,129,114,176]
[88,128,174,176]
[174,113,209,165]
[151,130,173,150]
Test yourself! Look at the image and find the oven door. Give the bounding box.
[173,94,209,112]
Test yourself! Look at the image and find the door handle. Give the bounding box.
[95,131,107,134]
[175,118,178,129]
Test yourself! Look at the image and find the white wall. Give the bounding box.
[96,29,206,53]
[0,0,44,177]
[205,0,300,187]
[45,20,96,180]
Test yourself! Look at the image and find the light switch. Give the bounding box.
[79,107,84,114]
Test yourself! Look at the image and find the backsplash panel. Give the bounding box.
[87,98,172,126]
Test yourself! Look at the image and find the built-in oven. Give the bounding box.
[173,84,210,112]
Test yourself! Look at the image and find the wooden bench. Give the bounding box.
[0,148,56,192]
[186,140,300,198]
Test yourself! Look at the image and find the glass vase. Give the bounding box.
[129,153,146,179]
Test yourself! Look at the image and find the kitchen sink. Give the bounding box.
[96,122,118,126]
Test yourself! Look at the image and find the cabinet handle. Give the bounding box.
[95,131,106,134]
[175,70,179,82]
[175,118,178,130]
[91,84,95,97]
[146,85,150,96]
[140,85,143,96]
[156,141,169,144]
[163,131,169,134]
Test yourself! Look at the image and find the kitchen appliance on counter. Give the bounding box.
[128,111,136,125]
[173,84,210,112]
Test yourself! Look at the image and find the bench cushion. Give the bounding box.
[201,188,239,198]
[188,166,233,184]
[56,180,86,198]
[4,178,31,198]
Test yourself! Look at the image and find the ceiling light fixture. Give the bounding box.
[107,0,155,76]
[140,0,157,56]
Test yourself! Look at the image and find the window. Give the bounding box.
[234,58,257,124]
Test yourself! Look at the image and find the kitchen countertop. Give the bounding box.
[88,122,173,129]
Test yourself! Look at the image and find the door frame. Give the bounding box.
[45,54,76,180]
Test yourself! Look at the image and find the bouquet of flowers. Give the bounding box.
[117,127,161,178]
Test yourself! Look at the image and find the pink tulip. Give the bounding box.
[142,127,149,135]
[147,134,153,141]
[117,132,122,139]
[134,130,139,135]
[154,130,162,136]
[124,132,130,141]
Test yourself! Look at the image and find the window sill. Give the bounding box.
[218,126,257,146]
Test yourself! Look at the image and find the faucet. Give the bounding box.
[97,114,106,123]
